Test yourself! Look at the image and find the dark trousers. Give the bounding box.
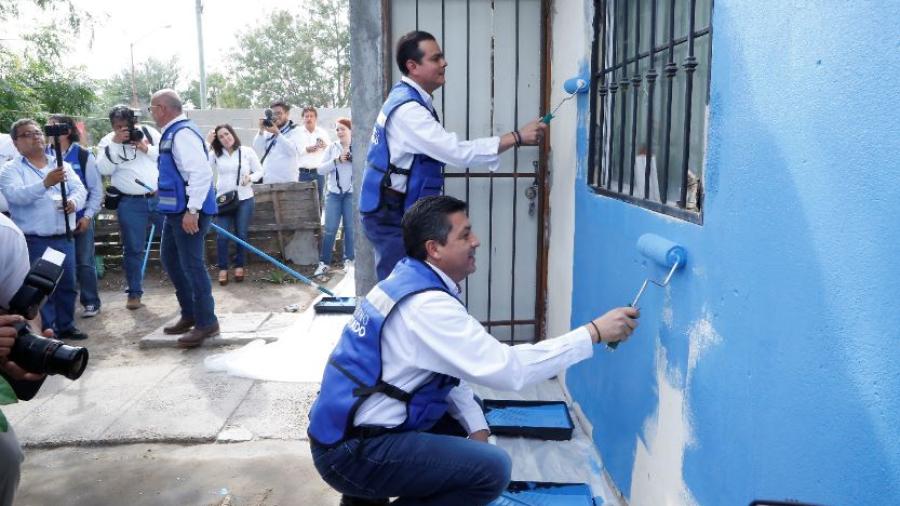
[25,235,76,333]
[160,212,217,327]
[311,414,511,506]
[360,191,405,281]
[117,195,163,297]
[215,197,255,269]
[73,220,100,307]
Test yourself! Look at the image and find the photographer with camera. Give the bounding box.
[96,105,163,310]
[296,106,331,205]
[0,119,87,341]
[251,100,304,184]
[0,210,89,506]
[45,115,103,318]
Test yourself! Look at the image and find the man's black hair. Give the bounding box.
[402,195,468,261]
[270,100,291,111]
[395,30,437,75]
[108,105,137,126]
[9,118,38,141]
[47,114,79,143]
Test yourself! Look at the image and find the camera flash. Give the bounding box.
[41,247,66,267]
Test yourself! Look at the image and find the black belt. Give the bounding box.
[299,168,317,174]
[121,192,156,198]
[25,233,68,241]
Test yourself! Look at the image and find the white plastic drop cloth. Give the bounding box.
[204,269,355,382]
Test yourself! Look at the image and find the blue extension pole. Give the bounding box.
[210,222,336,297]
[140,223,156,282]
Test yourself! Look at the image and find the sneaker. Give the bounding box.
[81,305,100,318]
[313,262,329,277]
[57,328,88,340]
[343,259,354,270]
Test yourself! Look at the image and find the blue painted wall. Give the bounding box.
[566,2,900,504]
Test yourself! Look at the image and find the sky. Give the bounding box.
[3,0,311,84]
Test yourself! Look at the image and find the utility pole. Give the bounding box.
[195,0,207,109]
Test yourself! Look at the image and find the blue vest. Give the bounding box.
[307,257,462,447]
[359,81,445,214]
[62,143,90,220]
[157,119,217,215]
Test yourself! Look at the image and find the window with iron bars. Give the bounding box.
[588,0,713,224]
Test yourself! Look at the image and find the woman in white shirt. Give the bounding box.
[313,117,354,277]
[209,124,262,285]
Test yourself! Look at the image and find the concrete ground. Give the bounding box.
[5,263,344,506]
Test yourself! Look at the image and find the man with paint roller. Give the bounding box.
[148,89,220,348]
[309,195,639,506]
[360,30,549,281]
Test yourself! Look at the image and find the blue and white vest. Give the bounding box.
[62,143,90,220]
[157,119,217,215]
[307,258,462,447]
[358,81,445,214]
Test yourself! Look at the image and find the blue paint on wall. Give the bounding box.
[566,2,900,504]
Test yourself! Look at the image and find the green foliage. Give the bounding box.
[0,377,18,433]
[228,1,350,108]
[0,26,97,133]
[98,56,182,111]
[184,72,251,109]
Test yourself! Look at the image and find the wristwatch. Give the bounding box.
[187,208,199,215]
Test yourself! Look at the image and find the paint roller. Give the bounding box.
[133,178,356,314]
[540,75,590,124]
[607,233,687,350]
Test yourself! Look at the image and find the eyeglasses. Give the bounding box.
[17,131,43,139]
[147,105,161,112]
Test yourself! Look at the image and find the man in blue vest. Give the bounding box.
[309,195,639,505]
[149,89,219,347]
[46,115,103,318]
[360,30,549,281]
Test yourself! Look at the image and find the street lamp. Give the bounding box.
[130,24,172,108]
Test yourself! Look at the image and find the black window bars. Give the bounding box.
[588,0,713,224]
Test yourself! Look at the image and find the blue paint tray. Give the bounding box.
[482,399,574,441]
[489,481,596,506]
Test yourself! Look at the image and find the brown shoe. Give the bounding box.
[234,267,244,283]
[163,317,195,335]
[177,322,220,348]
[218,270,228,286]
[126,296,143,310]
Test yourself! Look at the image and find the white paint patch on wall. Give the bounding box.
[629,310,722,505]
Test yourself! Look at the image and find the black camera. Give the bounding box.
[43,124,70,138]
[128,126,145,143]
[262,108,275,128]
[6,248,89,380]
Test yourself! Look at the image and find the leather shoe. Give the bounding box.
[339,497,389,506]
[163,317,195,335]
[177,322,220,348]
[126,296,143,310]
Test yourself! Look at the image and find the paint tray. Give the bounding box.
[313,296,357,314]
[482,399,574,441]
[489,481,596,506]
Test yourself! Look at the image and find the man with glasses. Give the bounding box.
[0,118,88,340]
[96,105,163,310]
[252,100,304,183]
[148,89,219,348]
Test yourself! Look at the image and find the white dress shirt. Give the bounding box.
[296,124,332,169]
[96,126,161,195]
[252,122,304,183]
[0,154,86,236]
[316,141,353,194]
[354,262,594,435]
[385,76,502,193]
[210,146,262,201]
[161,115,213,212]
[0,134,17,213]
[0,213,30,309]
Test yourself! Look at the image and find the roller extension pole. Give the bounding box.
[140,223,156,282]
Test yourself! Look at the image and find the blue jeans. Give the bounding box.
[299,170,326,208]
[117,195,163,297]
[215,197,255,269]
[360,191,405,281]
[320,192,354,264]
[310,421,511,505]
[74,220,100,307]
[160,212,217,327]
[25,235,77,333]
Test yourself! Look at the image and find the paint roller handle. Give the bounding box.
[587,306,639,349]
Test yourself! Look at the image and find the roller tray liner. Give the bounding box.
[482,399,575,441]
[489,481,596,506]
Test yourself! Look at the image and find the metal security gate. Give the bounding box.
[388,0,549,343]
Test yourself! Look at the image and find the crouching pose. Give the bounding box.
[308,195,639,505]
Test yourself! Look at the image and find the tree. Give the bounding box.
[98,56,182,110]
[184,72,251,109]
[227,3,350,108]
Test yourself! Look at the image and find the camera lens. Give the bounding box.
[10,326,89,380]
[129,127,144,143]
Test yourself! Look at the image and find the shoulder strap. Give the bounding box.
[141,126,154,146]
[77,146,89,171]
[236,148,242,185]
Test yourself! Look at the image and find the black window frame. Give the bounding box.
[587,0,713,225]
